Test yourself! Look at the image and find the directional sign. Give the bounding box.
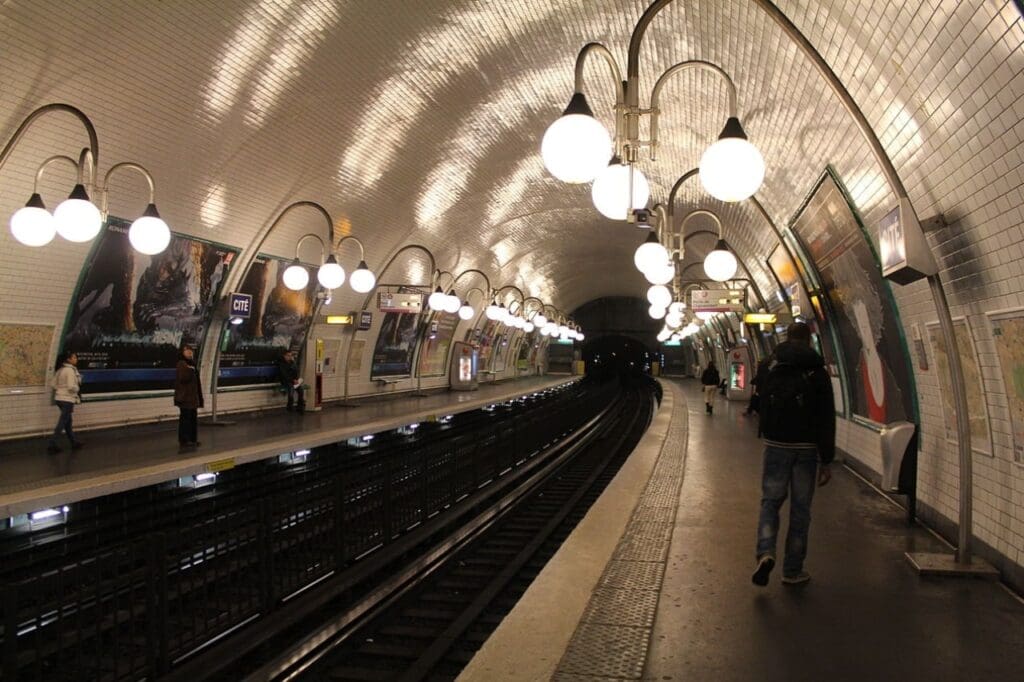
[690,288,745,314]
[229,292,253,319]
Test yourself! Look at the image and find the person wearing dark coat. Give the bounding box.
[700,361,721,415]
[277,350,306,413]
[744,358,771,416]
[174,345,203,447]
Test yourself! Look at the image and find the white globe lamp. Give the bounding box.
[128,204,171,255]
[458,302,475,320]
[524,322,535,333]
[699,117,765,202]
[703,239,738,282]
[591,160,650,220]
[443,292,461,314]
[316,255,346,290]
[644,261,675,286]
[647,285,672,309]
[634,232,669,273]
[669,301,686,314]
[533,314,547,327]
[649,304,667,320]
[53,184,102,242]
[283,260,310,291]
[9,193,56,247]
[485,302,502,321]
[428,287,447,311]
[349,261,376,293]
[541,93,612,183]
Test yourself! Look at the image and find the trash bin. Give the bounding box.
[880,421,915,491]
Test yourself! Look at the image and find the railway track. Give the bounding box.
[256,379,657,681]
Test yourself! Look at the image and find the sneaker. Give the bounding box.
[751,555,775,586]
[782,571,811,585]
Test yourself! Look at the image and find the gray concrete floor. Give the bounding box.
[645,379,1024,682]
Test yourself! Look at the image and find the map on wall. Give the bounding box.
[0,323,54,387]
[927,320,990,453]
[791,169,914,426]
[989,312,1024,461]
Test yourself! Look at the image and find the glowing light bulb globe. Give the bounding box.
[524,322,535,333]
[54,185,102,242]
[316,258,346,290]
[665,312,683,328]
[349,262,376,293]
[128,216,170,255]
[704,241,738,282]
[591,162,650,220]
[669,301,686,314]
[644,261,675,286]
[283,263,310,291]
[647,285,672,309]
[9,195,56,247]
[541,113,612,183]
[485,304,502,321]
[458,304,475,321]
[534,314,547,327]
[443,294,461,314]
[648,304,667,320]
[699,137,765,202]
[635,239,669,273]
[428,289,447,311]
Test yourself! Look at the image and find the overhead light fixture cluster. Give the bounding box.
[5,104,172,255]
[283,233,376,294]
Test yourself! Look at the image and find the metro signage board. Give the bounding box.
[690,288,745,313]
[377,292,423,314]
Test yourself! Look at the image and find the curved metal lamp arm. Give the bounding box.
[451,268,492,296]
[335,234,366,261]
[649,60,738,159]
[495,284,526,309]
[574,43,625,101]
[294,233,327,262]
[432,269,456,291]
[32,155,79,192]
[99,161,157,217]
[523,296,548,317]
[652,203,669,243]
[0,103,99,185]
[680,209,724,239]
[463,286,488,305]
[359,243,437,311]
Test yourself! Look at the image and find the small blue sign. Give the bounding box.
[230,292,253,319]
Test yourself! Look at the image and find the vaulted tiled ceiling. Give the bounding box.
[1,0,1016,319]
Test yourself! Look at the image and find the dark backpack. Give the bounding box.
[759,362,817,441]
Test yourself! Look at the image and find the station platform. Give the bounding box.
[461,379,1024,681]
[0,375,578,519]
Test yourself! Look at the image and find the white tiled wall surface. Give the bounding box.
[0,1,1023,573]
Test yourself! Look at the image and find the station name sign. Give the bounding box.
[378,292,423,314]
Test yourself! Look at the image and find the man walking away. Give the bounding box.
[744,357,771,417]
[700,360,720,415]
[277,350,306,413]
[751,322,834,587]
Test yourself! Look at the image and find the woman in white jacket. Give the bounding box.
[48,352,83,453]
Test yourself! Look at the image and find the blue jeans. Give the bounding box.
[756,445,819,577]
[51,400,76,446]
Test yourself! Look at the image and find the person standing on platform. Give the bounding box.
[47,352,83,454]
[700,360,720,415]
[174,345,203,448]
[744,357,771,417]
[277,350,306,413]
[751,322,834,587]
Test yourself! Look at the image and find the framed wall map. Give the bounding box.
[987,309,1024,462]
[0,323,54,388]
[926,319,991,455]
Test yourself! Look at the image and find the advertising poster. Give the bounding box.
[766,244,812,317]
[469,318,501,370]
[0,324,54,387]
[417,311,459,377]
[218,255,317,388]
[791,170,914,425]
[989,311,1024,461]
[492,330,514,373]
[926,320,990,453]
[371,287,423,378]
[62,217,236,394]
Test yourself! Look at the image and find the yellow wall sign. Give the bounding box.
[743,313,777,324]
[325,315,354,325]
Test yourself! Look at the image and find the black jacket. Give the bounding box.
[700,366,720,386]
[277,358,299,386]
[760,341,836,464]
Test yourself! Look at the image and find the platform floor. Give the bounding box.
[0,375,577,518]
[462,379,1024,681]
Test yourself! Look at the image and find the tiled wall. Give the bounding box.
[0,1,1022,579]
